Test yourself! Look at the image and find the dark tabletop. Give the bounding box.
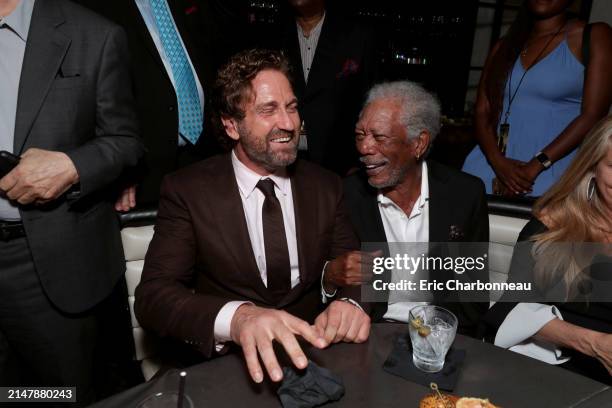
[91,324,611,408]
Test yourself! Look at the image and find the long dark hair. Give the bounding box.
[484,3,534,126]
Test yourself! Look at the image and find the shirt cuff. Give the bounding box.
[495,303,570,365]
[321,261,337,303]
[213,301,252,351]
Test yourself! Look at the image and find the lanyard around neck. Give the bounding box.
[503,23,566,125]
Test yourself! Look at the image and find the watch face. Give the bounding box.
[536,152,551,168]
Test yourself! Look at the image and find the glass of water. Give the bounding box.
[408,305,458,373]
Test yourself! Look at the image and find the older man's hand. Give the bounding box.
[323,250,380,292]
[115,184,137,212]
[230,304,328,383]
[315,300,371,344]
[0,148,79,205]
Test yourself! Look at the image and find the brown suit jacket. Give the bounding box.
[135,153,359,357]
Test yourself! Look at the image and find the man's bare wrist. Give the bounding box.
[230,303,255,343]
[583,330,605,358]
[59,152,79,184]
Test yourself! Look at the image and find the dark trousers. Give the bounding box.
[0,237,97,407]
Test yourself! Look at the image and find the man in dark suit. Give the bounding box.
[277,0,377,175]
[323,81,490,336]
[0,0,143,404]
[135,49,371,384]
[76,0,246,208]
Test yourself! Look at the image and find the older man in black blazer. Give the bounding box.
[323,81,490,337]
[0,0,142,404]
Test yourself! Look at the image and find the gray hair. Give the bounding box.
[362,81,441,147]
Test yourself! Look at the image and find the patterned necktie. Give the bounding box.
[149,0,203,144]
[256,179,291,300]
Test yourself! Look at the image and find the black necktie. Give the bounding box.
[256,179,292,299]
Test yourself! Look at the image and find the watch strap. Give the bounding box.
[535,151,552,169]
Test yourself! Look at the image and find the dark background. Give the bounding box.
[246,0,593,169]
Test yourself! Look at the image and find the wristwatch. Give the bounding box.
[535,151,552,169]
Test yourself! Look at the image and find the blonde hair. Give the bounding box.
[531,115,612,299]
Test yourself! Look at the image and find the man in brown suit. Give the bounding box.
[135,49,370,384]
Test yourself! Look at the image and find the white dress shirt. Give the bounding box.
[495,303,569,365]
[296,12,326,83]
[0,0,35,220]
[213,151,301,342]
[381,161,431,322]
[135,0,204,145]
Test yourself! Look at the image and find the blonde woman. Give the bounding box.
[483,115,612,384]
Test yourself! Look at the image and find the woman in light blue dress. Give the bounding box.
[463,0,612,197]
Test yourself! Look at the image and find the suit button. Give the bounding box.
[168,105,175,112]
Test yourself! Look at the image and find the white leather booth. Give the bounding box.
[121,225,161,381]
[488,214,529,302]
[119,200,532,380]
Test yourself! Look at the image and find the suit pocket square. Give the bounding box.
[185,0,198,15]
[56,67,81,79]
[449,225,465,241]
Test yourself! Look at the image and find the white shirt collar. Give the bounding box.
[1,0,35,41]
[296,11,326,39]
[231,150,291,199]
[377,161,429,217]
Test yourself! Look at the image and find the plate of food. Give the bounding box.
[419,383,500,408]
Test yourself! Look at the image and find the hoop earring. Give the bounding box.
[587,176,596,201]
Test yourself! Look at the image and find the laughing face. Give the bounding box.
[355,99,419,189]
[224,69,300,175]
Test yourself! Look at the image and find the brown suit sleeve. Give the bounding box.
[134,176,226,358]
[329,175,360,258]
[325,176,369,309]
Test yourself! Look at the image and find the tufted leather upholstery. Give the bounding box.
[487,214,529,303]
[120,225,162,381]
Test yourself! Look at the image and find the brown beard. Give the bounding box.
[238,125,299,171]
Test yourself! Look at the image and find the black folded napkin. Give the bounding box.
[277,360,345,408]
[383,333,465,391]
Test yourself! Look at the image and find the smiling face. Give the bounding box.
[594,145,612,214]
[223,69,300,175]
[355,99,423,189]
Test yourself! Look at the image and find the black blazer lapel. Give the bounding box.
[14,0,70,154]
[426,161,458,303]
[361,193,387,245]
[284,22,306,98]
[303,13,341,99]
[427,161,453,243]
[353,175,386,244]
[206,155,271,302]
